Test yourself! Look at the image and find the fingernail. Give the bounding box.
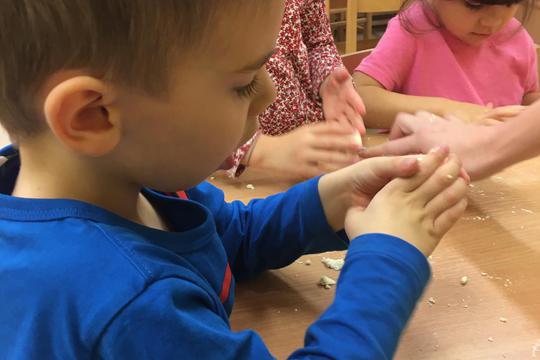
[357,146,367,153]
[429,146,448,155]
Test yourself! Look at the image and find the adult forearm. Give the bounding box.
[489,101,540,172]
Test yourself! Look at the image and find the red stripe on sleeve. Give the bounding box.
[219,264,233,303]
[176,191,188,199]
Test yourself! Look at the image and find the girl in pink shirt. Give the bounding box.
[354,0,540,129]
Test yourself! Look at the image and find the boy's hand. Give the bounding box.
[318,154,423,231]
[320,67,366,134]
[345,147,468,256]
[251,122,363,179]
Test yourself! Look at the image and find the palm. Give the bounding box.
[322,83,352,118]
[320,68,366,133]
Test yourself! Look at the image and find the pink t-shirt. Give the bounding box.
[356,4,539,107]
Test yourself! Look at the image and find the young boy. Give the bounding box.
[0,1,468,359]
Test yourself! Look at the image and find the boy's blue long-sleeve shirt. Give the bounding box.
[0,147,431,359]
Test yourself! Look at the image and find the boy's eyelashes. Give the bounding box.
[234,76,260,99]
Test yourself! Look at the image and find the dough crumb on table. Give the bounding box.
[321,257,344,271]
[319,276,337,289]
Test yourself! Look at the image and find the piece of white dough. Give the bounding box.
[353,130,363,147]
[319,276,337,289]
[321,257,344,271]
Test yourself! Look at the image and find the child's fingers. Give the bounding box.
[425,177,468,219]
[460,168,471,184]
[311,121,355,135]
[344,106,365,134]
[414,153,462,205]
[336,114,350,128]
[475,118,502,126]
[348,92,367,117]
[433,198,468,237]
[387,146,449,193]
[312,133,363,152]
[297,163,326,179]
[308,149,358,167]
[326,112,347,127]
[486,105,527,119]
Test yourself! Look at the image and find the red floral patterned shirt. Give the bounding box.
[227,0,343,177]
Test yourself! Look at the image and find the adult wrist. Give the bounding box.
[476,125,507,176]
[488,121,526,172]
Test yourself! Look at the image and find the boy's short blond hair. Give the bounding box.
[0,1,222,139]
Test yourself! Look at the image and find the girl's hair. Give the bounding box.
[399,0,536,34]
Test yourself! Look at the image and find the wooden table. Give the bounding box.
[211,134,540,359]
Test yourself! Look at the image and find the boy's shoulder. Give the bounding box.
[0,189,224,355]
[0,212,145,352]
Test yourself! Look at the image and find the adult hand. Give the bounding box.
[361,112,497,180]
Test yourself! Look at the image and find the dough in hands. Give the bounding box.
[352,130,363,147]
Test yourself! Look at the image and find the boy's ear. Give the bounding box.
[43,76,121,157]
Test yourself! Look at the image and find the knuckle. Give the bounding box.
[455,180,468,197]
[444,189,459,204]
[427,226,438,239]
[435,172,452,186]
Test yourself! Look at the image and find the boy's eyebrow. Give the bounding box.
[237,49,276,72]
